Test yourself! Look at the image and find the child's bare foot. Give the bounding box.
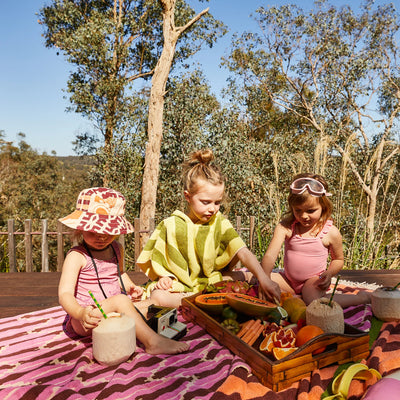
[145,334,189,355]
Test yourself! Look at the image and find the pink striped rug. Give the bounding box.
[0,285,382,399]
[0,306,249,399]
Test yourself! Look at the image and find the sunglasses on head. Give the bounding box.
[290,177,332,197]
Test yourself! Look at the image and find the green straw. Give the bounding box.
[328,275,340,307]
[88,290,108,319]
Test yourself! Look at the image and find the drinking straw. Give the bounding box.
[88,290,108,319]
[328,275,340,307]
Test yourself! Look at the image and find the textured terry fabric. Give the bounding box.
[0,306,249,400]
[137,211,246,293]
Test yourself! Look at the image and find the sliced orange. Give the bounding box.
[272,346,298,360]
[259,332,276,353]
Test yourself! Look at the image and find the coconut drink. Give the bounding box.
[306,277,344,334]
[306,297,345,333]
[371,284,400,321]
[92,312,136,366]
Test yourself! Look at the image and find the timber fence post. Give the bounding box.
[41,219,49,272]
[134,218,141,271]
[249,216,255,252]
[7,219,16,273]
[25,219,33,272]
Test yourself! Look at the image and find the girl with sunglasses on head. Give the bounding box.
[261,173,370,307]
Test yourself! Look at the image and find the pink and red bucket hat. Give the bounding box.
[59,187,134,235]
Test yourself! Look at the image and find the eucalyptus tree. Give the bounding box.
[224,0,400,248]
[156,69,220,219]
[38,0,225,201]
[140,0,226,236]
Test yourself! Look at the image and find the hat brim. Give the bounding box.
[59,210,134,235]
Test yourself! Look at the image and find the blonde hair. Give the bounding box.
[285,173,333,229]
[182,149,225,194]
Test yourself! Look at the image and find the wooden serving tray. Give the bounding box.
[181,293,370,391]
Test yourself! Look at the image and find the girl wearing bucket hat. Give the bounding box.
[58,187,189,355]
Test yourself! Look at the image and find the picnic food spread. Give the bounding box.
[182,280,371,391]
[193,281,345,361]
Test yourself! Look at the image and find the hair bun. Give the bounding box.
[192,149,214,165]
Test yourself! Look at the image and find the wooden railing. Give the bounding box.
[1,216,256,273]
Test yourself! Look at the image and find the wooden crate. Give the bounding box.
[181,293,370,391]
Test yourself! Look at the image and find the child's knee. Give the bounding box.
[149,289,165,305]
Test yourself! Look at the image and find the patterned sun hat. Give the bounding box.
[59,187,134,235]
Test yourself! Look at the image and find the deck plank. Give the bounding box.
[0,270,398,318]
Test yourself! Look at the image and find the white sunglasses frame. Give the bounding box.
[290,178,332,197]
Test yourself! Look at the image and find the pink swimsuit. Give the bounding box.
[282,220,332,294]
[72,241,122,307]
[63,241,123,337]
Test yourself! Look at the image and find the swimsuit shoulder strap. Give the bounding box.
[318,219,333,238]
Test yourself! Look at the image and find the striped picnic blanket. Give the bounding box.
[0,307,248,399]
[211,285,400,400]
[1,285,398,399]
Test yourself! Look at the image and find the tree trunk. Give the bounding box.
[139,0,209,247]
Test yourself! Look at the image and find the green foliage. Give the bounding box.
[222,0,400,267]
[38,0,226,158]
[3,1,398,273]
[0,132,90,271]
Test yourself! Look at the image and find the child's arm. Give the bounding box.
[58,251,101,329]
[318,226,344,290]
[261,223,288,275]
[236,247,281,302]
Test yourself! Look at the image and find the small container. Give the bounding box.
[92,313,136,366]
[371,287,400,321]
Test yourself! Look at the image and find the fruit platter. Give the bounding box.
[181,281,370,391]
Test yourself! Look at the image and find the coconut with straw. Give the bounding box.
[306,276,345,334]
[371,281,400,321]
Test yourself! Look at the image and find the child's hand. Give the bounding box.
[317,271,332,291]
[155,276,173,290]
[258,276,281,303]
[129,284,144,300]
[81,305,101,330]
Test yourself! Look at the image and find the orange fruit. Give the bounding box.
[295,325,325,354]
[272,346,298,360]
[280,292,293,304]
[259,332,276,353]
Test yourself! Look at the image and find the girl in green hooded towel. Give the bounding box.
[137,149,280,308]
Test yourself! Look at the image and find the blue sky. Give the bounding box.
[0,0,379,156]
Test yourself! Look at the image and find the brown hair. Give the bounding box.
[182,149,225,194]
[284,172,333,229]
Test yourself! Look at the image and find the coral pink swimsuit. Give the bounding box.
[282,220,332,294]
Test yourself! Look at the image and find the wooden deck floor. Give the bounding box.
[0,270,398,319]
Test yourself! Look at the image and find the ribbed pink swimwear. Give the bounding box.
[282,220,332,294]
[71,241,122,307]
